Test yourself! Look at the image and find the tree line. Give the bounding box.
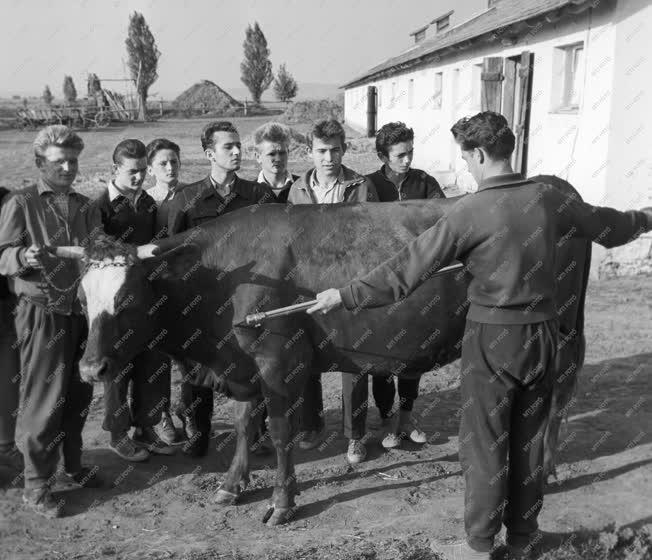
[39,14,298,118]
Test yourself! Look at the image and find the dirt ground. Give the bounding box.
[0,120,650,559]
[0,272,650,559]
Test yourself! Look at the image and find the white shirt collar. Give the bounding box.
[257,170,294,189]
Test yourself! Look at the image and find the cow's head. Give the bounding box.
[53,238,200,383]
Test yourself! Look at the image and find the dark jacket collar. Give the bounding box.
[369,165,419,184]
[199,174,253,201]
[478,173,532,191]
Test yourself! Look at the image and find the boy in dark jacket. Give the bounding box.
[92,139,174,461]
[166,121,274,457]
[308,112,652,560]
[366,121,446,449]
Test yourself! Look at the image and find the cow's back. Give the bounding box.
[167,186,589,385]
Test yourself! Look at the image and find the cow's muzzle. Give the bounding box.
[79,357,113,384]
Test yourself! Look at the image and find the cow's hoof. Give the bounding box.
[262,505,293,526]
[214,488,239,505]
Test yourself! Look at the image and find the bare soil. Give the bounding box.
[1,275,650,560]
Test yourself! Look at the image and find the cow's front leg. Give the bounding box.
[215,400,254,504]
[263,394,300,526]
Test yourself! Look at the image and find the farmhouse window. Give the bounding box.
[433,72,443,109]
[553,42,584,112]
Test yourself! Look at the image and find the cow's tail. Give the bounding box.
[544,331,585,480]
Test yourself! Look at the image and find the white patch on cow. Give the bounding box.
[81,265,128,323]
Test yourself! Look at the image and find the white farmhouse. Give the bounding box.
[343,0,651,277]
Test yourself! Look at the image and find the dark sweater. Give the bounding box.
[366,166,445,201]
[340,173,649,325]
[92,187,158,245]
[167,175,275,235]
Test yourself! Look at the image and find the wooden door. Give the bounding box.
[366,86,377,137]
[513,51,534,175]
[481,57,504,112]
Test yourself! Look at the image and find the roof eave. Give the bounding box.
[340,0,598,90]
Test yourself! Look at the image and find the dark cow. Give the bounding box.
[56,176,589,525]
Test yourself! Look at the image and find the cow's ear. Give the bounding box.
[141,243,202,281]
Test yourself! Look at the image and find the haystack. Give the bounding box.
[174,80,241,114]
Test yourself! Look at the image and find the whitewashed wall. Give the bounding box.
[600,0,652,276]
[344,4,616,205]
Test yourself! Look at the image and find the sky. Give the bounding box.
[0,0,479,100]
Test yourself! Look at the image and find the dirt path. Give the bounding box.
[1,275,651,560]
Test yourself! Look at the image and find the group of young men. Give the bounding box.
[1,112,650,560]
[0,118,442,515]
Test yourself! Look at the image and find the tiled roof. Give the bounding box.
[342,0,597,88]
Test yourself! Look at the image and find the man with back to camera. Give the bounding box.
[253,121,298,203]
[0,125,104,517]
[307,111,652,560]
[166,121,275,457]
[366,121,446,449]
[287,118,379,465]
[91,139,175,461]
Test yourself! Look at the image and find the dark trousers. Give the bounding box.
[372,375,420,417]
[301,371,368,440]
[179,382,214,435]
[102,350,170,435]
[0,297,20,448]
[460,319,558,553]
[14,299,93,489]
[177,359,215,436]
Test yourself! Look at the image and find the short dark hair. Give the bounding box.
[375,122,414,157]
[201,121,238,150]
[450,111,515,161]
[112,139,147,165]
[307,119,346,150]
[146,138,181,164]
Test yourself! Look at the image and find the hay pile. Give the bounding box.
[174,80,241,116]
[281,99,344,124]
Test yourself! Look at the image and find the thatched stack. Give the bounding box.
[174,80,241,115]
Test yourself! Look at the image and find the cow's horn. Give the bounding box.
[137,244,160,260]
[48,246,86,259]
